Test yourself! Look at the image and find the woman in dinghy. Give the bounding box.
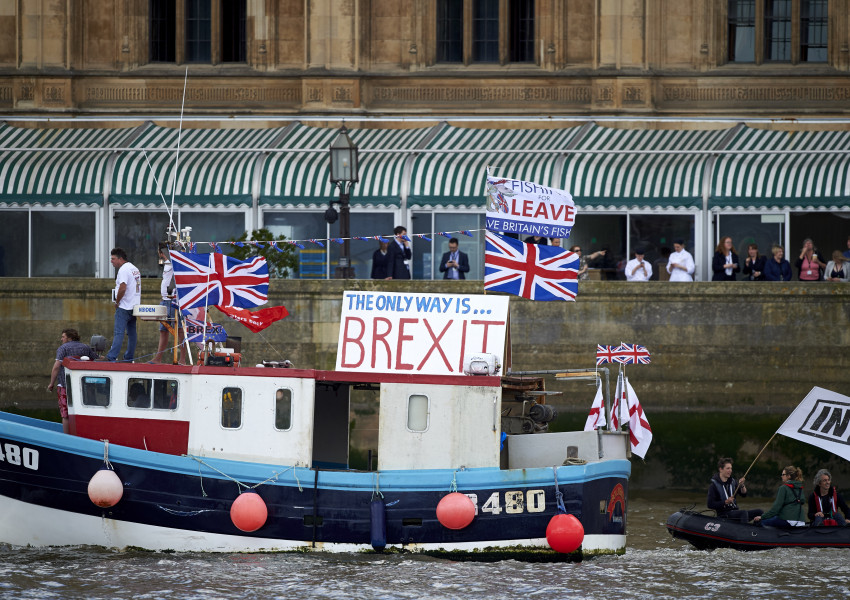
[808,469,850,527]
[753,466,806,528]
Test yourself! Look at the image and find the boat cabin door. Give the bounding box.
[311,382,350,469]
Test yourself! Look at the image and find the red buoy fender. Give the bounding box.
[436,492,476,530]
[230,491,268,532]
[546,513,584,553]
[87,467,123,508]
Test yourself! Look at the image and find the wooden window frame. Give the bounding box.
[727,0,829,64]
[148,0,246,65]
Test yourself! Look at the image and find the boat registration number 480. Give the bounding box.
[464,490,546,515]
[0,442,39,470]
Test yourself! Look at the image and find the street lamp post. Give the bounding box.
[328,125,359,279]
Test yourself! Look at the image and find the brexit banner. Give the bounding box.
[336,291,510,376]
[485,176,576,240]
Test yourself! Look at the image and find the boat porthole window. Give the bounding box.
[407,394,430,432]
[221,387,243,429]
[274,388,292,431]
[81,376,111,407]
[153,379,179,410]
[127,378,152,409]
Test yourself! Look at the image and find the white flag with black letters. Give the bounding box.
[776,387,850,462]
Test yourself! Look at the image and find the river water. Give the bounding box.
[0,492,844,599]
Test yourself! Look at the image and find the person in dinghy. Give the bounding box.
[707,457,763,524]
[808,469,850,527]
[753,466,806,528]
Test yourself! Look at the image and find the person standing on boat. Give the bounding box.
[707,457,762,524]
[151,243,186,364]
[47,328,98,433]
[753,466,806,528]
[386,225,412,280]
[106,247,141,362]
[808,469,849,526]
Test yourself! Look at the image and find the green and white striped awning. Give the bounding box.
[561,123,733,210]
[711,126,850,210]
[260,123,433,208]
[111,124,287,207]
[408,124,582,208]
[0,123,132,206]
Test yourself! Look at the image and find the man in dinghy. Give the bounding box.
[808,469,850,527]
[707,457,763,524]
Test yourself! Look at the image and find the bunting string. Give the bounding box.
[177,228,484,251]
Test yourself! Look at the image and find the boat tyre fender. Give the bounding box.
[370,499,387,551]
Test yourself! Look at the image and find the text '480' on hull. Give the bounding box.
[2,295,631,560]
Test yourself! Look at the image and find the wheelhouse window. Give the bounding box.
[222,387,242,428]
[127,378,179,410]
[727,0,828,63]
[436,0,535,65]
[148,0,246,64]
[407,394,430,432]
[275,388,292,430]
[81,377,111,407]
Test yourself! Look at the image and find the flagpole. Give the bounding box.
[733,432,779,496]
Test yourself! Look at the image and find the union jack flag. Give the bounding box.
[484,231,579,301]
[171,251,269,310]
[614,343,651,365]
[596,344,620,366]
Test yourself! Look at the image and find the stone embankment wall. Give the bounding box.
[1,278,848,412]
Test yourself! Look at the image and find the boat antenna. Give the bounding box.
[169,66,189,220]
[733,432,779,497]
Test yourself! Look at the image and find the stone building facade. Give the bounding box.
[0,2,848,282]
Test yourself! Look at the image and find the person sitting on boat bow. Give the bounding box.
[707,457,763,524]
[808,469,849,527]
[753,466,806,528]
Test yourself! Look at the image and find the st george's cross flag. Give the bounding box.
[615,343,651,365]
[484,231,579,301]
[171,251,269,310]
[584,379,607,431]
[596,344,621,366]
[625,376,653,458]
[610,371,629,430]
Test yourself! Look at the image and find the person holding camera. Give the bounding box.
[625,246,652,281]
[439,237,470,280]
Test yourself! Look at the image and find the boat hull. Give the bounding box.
[0,413,629,558]
[666,510,850,551]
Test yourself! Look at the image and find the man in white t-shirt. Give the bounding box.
[106,247,142,362]
[666,238,695,282]
[625,247,652,281]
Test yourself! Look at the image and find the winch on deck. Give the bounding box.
[500,376,559,434]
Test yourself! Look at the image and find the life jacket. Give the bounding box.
[712,478,739,511]
[782,483,805,507]
[814,487,839,518]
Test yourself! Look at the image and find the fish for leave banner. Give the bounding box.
[485,175,576,240]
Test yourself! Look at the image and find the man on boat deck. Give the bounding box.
[47,328,98,433]
[707,457,763,524]
[106,247,141,362]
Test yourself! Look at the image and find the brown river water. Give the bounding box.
[0,492,845,599]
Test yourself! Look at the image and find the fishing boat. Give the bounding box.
[666,510,850,550]
[0,290,631,559]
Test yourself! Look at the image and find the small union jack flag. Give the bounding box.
[209,242,222,254]
[171,251,269,310]
[459,230,473,237]
[309,239,325,248]
[484,231,579,302]
[416,234,432,242]
[596,344,620,366]
[614,343,651,365]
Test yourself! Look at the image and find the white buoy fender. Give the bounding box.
[546,513,585,553]
[88,467,124,508]
[230,491,268,532]
[436,492,476,530]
